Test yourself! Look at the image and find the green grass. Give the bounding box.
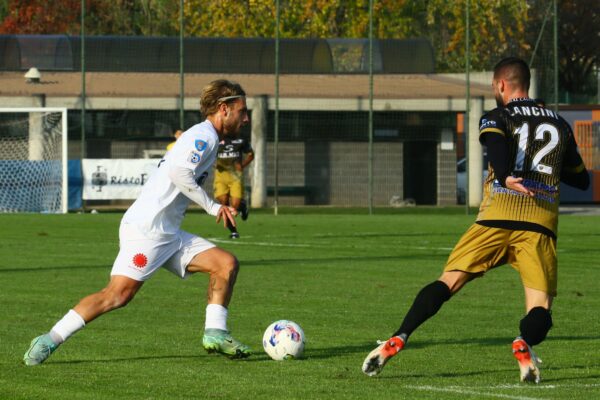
[1,210,599,399]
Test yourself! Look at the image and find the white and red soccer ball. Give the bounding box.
[262,320,305,360]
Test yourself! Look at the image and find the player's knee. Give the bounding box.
[102,287,137,310]
[228,255,240,276]
[519,306,553,346]
[219,254,239,280]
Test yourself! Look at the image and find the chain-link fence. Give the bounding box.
[1,1,597,208]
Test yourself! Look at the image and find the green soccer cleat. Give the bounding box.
[23,334,59,366]
[202,328,252,359]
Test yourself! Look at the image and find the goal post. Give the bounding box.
[0,107,68,213]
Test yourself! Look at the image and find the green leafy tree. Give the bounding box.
[556,0,599,97]
[85,0,179,36]
[417,0,529,72]
[183,0,528,72]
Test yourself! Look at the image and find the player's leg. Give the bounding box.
[215,173,239,238]
[510,231,557,383]
[183,244,250,358]
[215,193,230,207]
[395,270,472,338]
[512,289,553,384]
[24,276,143,366]
[520,287,553,347]
[229,176,249,222]
[73,275,144,322]
[187,247,239,306]
[512,288,553,384]
[510,231,556,384]
[362,271,472,376]
[24,223,174,366]
[363,224,507,376]
[217,192,239,238]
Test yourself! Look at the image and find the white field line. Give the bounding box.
[492,383,600,389]
[413,246,454,251]
[209,237,455,252]
[210,236,564,254]
[208,238,313,248]
[405,385,548,400]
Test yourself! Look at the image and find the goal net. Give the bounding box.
[0,108,68,213]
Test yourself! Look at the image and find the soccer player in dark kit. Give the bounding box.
[362,57,590,383]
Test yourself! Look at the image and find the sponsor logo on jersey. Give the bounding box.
[195,140,207,151]
[492,179,558,203]
[480,119,497,129]
[188,151,202,164]
[132,253,148,269]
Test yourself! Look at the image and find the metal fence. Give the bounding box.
[1,1,596,209]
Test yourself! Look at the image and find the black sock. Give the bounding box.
[226,219,237,234]
[393,280,451,340]
[519,307,552,346]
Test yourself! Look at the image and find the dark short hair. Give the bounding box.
[493,57,530,91]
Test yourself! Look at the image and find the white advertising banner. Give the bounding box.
[82,159,159,200]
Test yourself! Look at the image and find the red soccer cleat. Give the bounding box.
[512,337,542,384]
[362,336,405,376]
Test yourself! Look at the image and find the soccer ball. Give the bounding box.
[262,320,305,360]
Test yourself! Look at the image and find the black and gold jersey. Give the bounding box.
[476,98,586,237]
[215,137,253,172]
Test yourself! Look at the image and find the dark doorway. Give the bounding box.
[403,141,437,205]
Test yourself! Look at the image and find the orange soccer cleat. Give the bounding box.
[362,336,405,376]
[512,337,542,384]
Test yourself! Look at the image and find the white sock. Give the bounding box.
[50,309,86,343]
[205,304,228,331]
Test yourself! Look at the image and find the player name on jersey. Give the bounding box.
[509,105,558,119]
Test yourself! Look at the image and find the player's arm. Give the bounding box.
[168,166,238,228]
[481,132,510,187]
[241,150,254,169]
[560,133,590,190]
[237,140,254,170]
[479,112,534,196]
[168,133,237,227]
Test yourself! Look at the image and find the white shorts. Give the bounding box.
[110,224,216,281]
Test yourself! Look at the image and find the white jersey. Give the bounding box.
[122,120,222,238]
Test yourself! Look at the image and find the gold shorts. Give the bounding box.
[213,170,243,199]
[444,224,557,296]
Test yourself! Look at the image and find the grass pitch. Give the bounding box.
[1,209,599,399]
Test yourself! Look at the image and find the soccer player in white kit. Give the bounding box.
[24,79,252,365]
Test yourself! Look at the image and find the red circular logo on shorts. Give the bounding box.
[132,253,148,269]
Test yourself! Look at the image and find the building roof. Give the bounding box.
[0,71,492,100]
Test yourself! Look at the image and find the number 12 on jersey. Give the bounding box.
[513,122,559,175]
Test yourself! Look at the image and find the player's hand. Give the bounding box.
[216,206,238,228]
[505,176,535,197]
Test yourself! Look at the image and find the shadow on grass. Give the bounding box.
[303,335,600,360]
[0,252,449,273]
[310,232,459,239]
[49,353,259,365]
[34,336,600,380]
[243,254,445,267]
[0,265,111,273]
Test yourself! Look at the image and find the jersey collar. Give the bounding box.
[507,97,533,104]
